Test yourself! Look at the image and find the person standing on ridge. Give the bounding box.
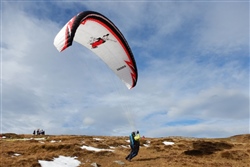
[125,130,140,161]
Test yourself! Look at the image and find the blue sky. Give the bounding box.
[1,1,249,138]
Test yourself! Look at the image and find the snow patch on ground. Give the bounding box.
[81,145,114,152]
[163,141,175,145]
[39,156,81,167]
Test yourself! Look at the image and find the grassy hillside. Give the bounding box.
[1,133,249,167]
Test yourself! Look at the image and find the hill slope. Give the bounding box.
[1,133,249,167]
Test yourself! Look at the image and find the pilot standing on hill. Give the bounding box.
[125,130,140,161]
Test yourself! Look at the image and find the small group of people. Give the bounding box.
[126,130,140,162]
[33,129,45,135]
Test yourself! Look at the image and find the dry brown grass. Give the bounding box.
[1,133,249,167]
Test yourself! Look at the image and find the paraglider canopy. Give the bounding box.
[54,11,138,89]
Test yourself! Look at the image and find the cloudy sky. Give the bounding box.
[1,1,249,138]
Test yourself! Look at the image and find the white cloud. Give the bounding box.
[83,117,95,126]
[194,2,249,55]
[1,2,249,138]
[167,87,248,119]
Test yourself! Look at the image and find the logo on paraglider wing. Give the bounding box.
[89,34,116,49]
[117,65,126,71]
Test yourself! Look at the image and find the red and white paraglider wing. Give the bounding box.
[53,11,138,89]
